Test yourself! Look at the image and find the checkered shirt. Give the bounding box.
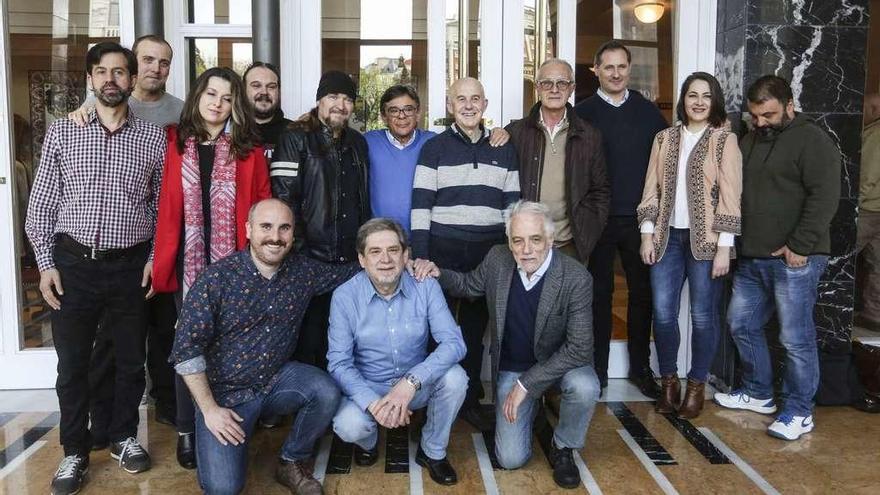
[25,109,167,271]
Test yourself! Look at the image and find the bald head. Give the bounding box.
[248,198,293,224]
[447,77,488,135]
[866,93,880,125]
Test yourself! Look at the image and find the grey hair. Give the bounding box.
[356,218,408,255]
[537,58,575,81]
[504,200,555,239]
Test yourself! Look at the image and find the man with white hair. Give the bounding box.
[413,200,599,489]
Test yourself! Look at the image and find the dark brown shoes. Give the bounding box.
[655,375,681,414]
[276,459,322,495]
[678,379,706,419]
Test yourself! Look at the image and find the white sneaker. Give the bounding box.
[713,390,777,414]
[767,414,814,441]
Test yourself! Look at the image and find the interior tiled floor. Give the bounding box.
[0,384,877,494]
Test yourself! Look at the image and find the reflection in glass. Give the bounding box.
[7,1,121,349]
[322,0,428,131]
[189,38,253,82]
[523,0,557,113]
[189,0,252,24]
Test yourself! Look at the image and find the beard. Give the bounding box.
[95,84,131,107]
[756,112,792,138]
[253,95,278,120]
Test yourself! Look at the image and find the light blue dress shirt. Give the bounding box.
[328,270,466,411]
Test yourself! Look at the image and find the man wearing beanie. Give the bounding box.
[272,70,371,371]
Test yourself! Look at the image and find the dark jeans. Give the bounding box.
[587,215,653,385]
[650,228,722,382]
[430,234,503,409]
[294,292,333,370]
[89,293,177,442]
[196,361,340,495]
[51,243,149,456]
[172,291,196,434]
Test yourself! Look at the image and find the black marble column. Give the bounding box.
[713,0,870,388]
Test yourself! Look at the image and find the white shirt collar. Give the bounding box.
[596,88,629,107]
[517,250,553,291]
[385,129,417,150]
[539,107,568,138]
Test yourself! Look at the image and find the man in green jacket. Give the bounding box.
[856,93,880,331]
[714,75,840,441]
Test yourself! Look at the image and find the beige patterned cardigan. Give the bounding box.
[636,124,742,261]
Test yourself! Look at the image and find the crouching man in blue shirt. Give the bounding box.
[171,199,360,495]
[328,218,467,486]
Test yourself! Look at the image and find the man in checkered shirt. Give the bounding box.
[25,41,166,495]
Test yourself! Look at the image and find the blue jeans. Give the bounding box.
[332,365,467,459]
[195,362,341,495]
[494,366,600,469]
[727,256,828,417]
[650,228,723,382]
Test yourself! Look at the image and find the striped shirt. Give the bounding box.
[410,125,520,258]
[25,110,166,271]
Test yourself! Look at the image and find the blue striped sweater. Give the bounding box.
[410,125,521,259]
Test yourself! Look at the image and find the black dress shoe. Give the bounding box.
[548,440,581,489]
[354,443,378,466]
[854,393,880,413]
[629,370,661,399]
[458,406,492,432]
[176,433,196,470]
[415,447,458,485]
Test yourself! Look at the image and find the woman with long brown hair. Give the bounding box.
[152,67,270,469]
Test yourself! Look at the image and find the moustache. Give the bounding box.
[261,240,287,247]
[255,94,273,102]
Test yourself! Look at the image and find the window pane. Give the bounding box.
[188,0,252,24]
[321,0,428,132]
[188,38,253,86]
[523,0,557,114]
[8,0,121,349]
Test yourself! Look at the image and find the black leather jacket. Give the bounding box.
[271,111,370,262]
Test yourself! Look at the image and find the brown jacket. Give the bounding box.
[637,124,742,261]
[506,103,610,261]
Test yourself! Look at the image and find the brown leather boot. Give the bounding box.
[276,459,323,495]
[678,379,706,419]
[655,375,681,414]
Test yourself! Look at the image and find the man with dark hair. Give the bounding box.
[244,61,291,161]
[715,75,840,441]
[506,58,609,263]
[172,199,360,495]
[574,39,667,397]
[329,218,466,485]
[26,41,166,495]
[272,70,371,371]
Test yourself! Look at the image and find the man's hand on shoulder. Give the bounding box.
[68,101,95,127]
[488,127,510,147]
[410,258,440,281]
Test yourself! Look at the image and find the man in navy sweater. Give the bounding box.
[411,77,521,430]
[574,40,667,397]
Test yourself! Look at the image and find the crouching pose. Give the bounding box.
[328,218,467,486]
[171,199,359,495]
[414,200,600,489]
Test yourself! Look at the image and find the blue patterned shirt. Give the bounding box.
[327,271,466,411]
[172,248,360,407]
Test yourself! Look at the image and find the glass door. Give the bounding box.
[0,0,128,389]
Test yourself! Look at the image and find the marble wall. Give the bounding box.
[713,0,870,386]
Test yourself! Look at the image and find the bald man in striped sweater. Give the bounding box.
[410,77,520,430]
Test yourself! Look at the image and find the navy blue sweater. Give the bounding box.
[500,271,545,372]
[410,126,520,259]
[574,91,667,216]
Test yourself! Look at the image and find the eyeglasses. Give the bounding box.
[385,105,418,117]
[537,79,573,91]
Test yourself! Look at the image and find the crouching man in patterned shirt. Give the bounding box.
[328,218,467,486]
[171,199,360,495]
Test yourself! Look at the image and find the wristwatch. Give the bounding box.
[403,373,422,391]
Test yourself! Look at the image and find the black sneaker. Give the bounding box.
[51,454,89,495]
[548,440,580,489]
[110,437,152,473]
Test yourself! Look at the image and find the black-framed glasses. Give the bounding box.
[386,105,418,117]
[537,79,573,91]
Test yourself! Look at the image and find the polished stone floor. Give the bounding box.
[0,384,877,494]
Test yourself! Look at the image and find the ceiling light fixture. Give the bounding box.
[634,2,665,24]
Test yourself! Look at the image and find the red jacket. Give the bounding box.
[153,127,271,293]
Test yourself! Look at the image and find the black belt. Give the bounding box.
[56,234,149,261]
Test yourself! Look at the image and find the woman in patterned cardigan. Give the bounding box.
[636,72,742,419]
